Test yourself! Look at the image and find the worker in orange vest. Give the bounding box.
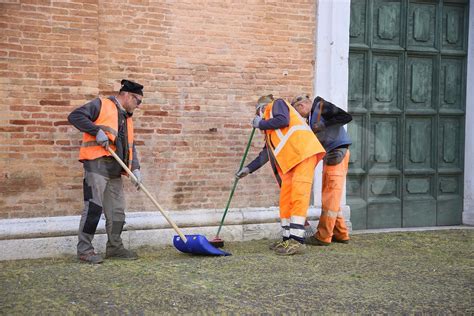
[236,94,325,255]
[68,79,144,264]
[291,94,352,246]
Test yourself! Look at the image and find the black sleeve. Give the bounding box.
[67,98,102,135]
[314,96,352,127]
[246,145,269,173]
[258,99,290,130]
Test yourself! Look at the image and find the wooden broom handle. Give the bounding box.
[316,99,324,123]
[107,147,187,243]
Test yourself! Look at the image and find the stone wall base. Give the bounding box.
[0,206,352,261]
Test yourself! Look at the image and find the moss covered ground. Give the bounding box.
[1,229,473,314]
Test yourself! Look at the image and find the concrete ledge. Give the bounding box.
[0,223,283,261]
[0,206,328,261]
[0,207,323,240]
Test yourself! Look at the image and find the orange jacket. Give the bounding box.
[79,98,134,168]
[264,100,325,174]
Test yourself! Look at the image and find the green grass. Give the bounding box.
[1,229,473,314]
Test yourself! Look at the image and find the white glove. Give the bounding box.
[252,116,262,129]
[96,129,109,148]
[235,167,250,179]
[131,169,142,190]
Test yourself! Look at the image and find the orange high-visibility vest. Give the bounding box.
[79,98,134,168]
[264,99,325,174]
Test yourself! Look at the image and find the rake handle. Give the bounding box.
[107,147,188,243]
[215,128,256,238]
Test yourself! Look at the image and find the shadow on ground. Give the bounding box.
[1,229,473,314]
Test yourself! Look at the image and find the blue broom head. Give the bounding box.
[173,235,231,256]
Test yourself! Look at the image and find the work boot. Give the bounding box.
[105,247,138,260]
[305,235,330,246]
[274,239,306,256]
[332,236,350,244]
[269,239,286,250]
[78,251,103,264]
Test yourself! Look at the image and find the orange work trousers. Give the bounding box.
[277,154,323,222]
[316,150,350,243]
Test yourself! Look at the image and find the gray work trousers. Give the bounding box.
[77,170,126,256]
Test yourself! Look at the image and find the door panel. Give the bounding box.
[349,52,368,110]
[407,2,437,51]
[405,117,434,172]
[369,116,400,173]
[373,0,403,49]
[403,176,436,227]
[348,115,366,173]
[403,198,437,227]
[350,0,369,46]
[437,175,463,225]
[406,56,436,112]
[442,4,467,52]
[371,54,403,112]
[368,201,402,228]
[347,175,367,229]
[440,57,465,112]
[438,117,463,171]
[368,176,401,228]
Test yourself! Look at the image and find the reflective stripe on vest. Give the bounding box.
[264,99,325,174]
[271,104,309,141]
[79,98,134,169]
[270,105,314,156]
[97,125,118,137]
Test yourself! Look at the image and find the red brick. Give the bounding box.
[0,0,314,219]
[23,140,54,145]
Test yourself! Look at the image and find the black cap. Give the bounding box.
[120,79,143,96]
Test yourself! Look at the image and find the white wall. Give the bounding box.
[313,0,351,209]
[463,2,474,225]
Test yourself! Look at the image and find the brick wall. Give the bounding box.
[0,0,315,218]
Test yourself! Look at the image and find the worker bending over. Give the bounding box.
[291,94,352,246]
[236,94,325,255]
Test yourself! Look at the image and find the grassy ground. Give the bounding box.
[1,229,473,314]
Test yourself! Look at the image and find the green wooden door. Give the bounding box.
[348,0,468,229]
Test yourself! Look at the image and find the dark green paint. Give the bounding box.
[348,0,467,229]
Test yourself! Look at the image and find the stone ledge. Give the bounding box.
[0,206,325,240]
[0,206,353,261]
[0,223,282,261]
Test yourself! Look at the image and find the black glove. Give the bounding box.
[312,121,325,133]
[324,148,348,165]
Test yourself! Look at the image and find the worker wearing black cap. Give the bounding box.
[68,79,144,263]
